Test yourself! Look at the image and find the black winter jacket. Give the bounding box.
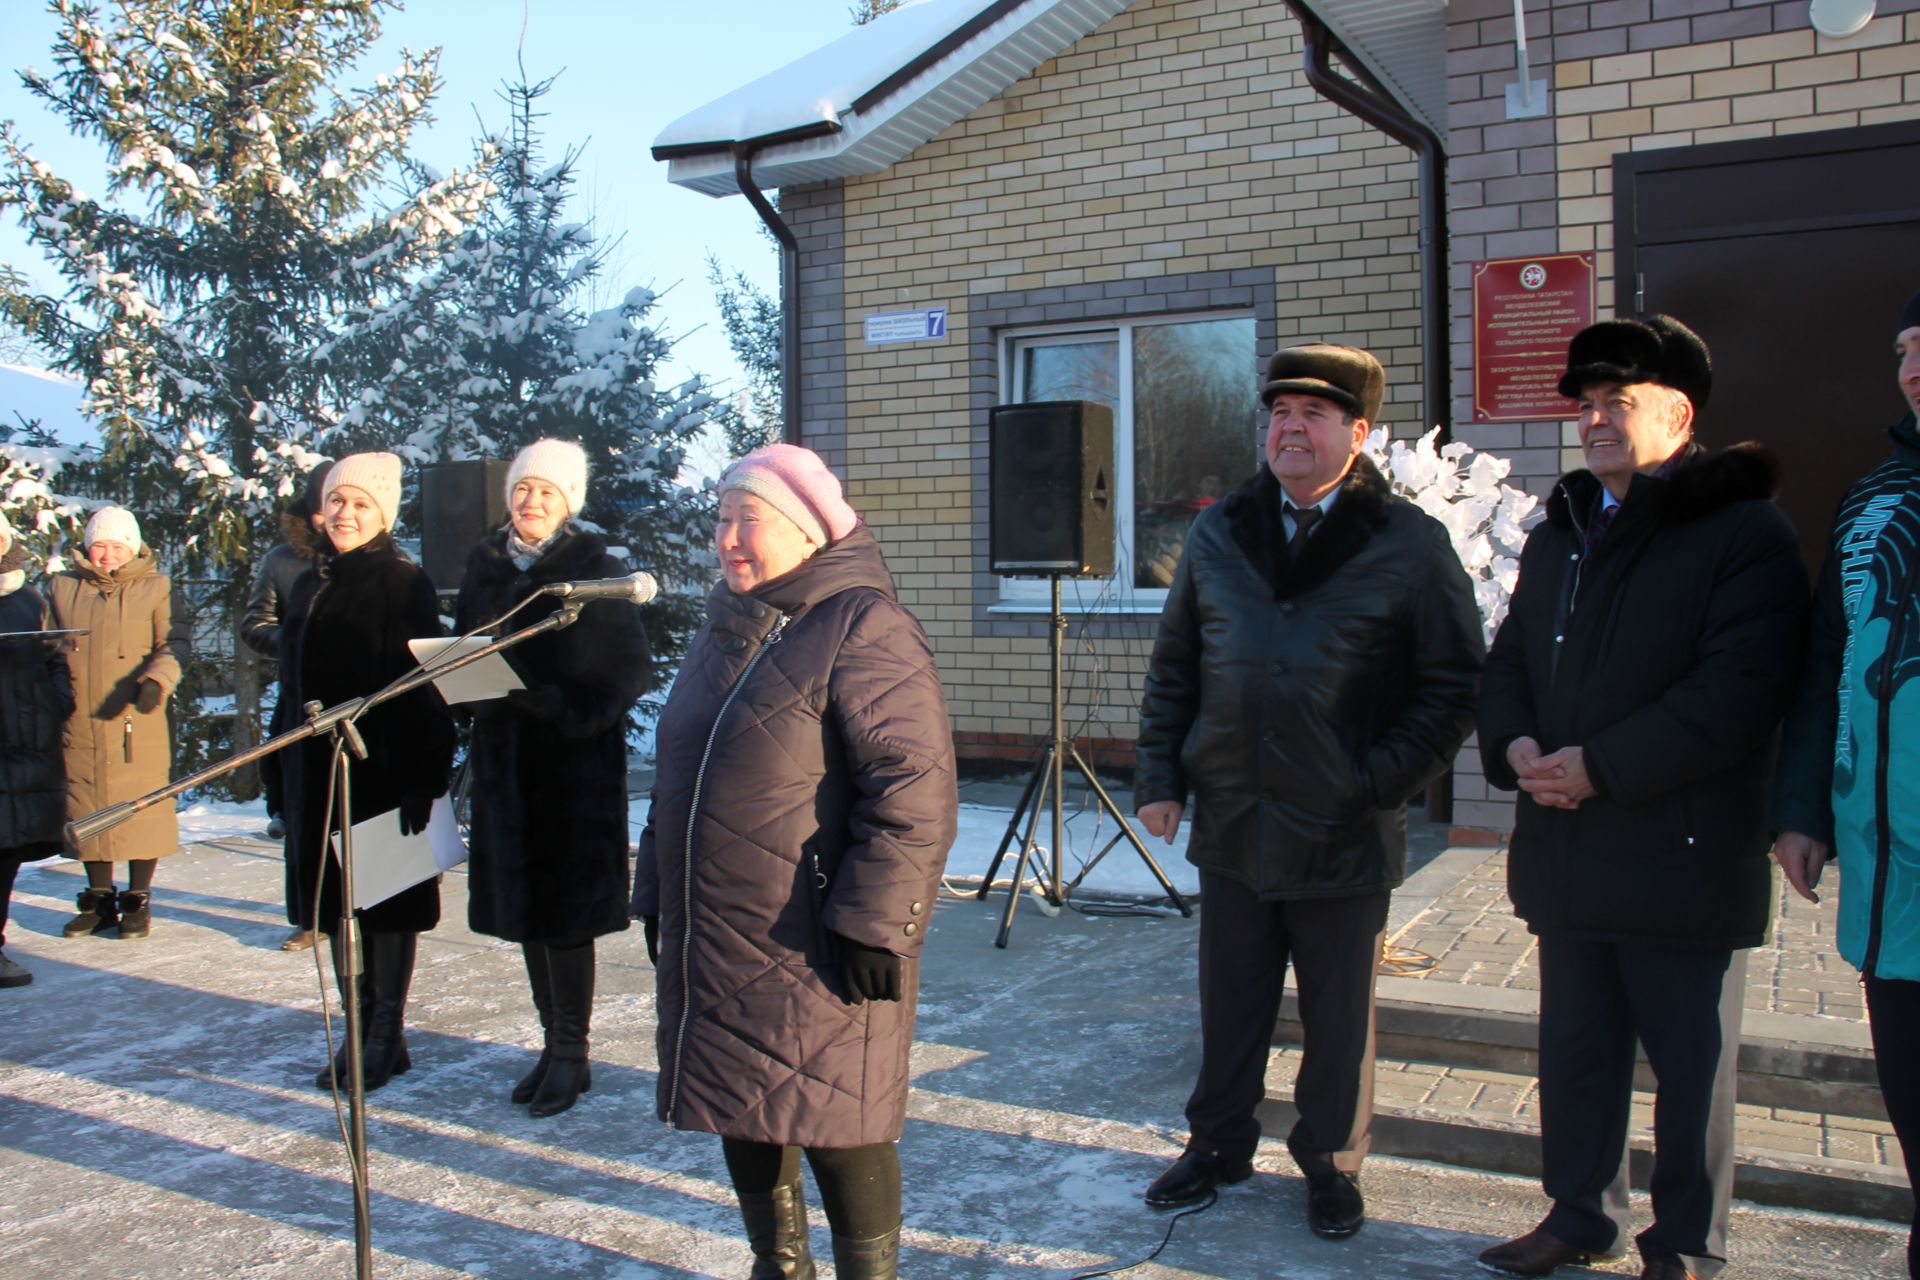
[457,525,651,944]
[1136,457,1484,899]
[632,528,957,1148]
[0,585,74,858]
[280,532,455,933]
[239,515,329,661]
[1477,444,1808,950]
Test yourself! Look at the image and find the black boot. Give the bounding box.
[830,1226,900,1280]
[63,886,118,938]
[359,930,417,1091]
[528,941,593,1117]
[315,932,372,1090]
[512,943,555,1104]
[117,890,152,939]
[738,1179,817,1280]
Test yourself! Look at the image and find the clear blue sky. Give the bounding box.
[0,0,863,399]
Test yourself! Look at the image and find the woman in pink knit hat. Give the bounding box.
[633,443,958,1280]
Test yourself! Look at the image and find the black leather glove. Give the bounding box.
[837,933,902,1004]
[397,791,434,837]
[134,679,164,713]
[506,685,565,721]
[641,915,659,965]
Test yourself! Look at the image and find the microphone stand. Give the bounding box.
[67,600,589,1280]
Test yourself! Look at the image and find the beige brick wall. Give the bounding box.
[813,0,1427,757]
[1444,0,1920,830]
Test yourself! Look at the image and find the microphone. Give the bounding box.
[539,571,659,604]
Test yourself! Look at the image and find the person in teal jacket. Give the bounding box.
[1773,287,1920,1280]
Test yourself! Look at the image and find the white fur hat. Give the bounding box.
[324,452,404,533]
[84,505,143,553]
[506,438,589,517]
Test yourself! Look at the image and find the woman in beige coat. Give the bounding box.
[45,506,185,939]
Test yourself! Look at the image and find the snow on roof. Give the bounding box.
[0,363,97,449]
[654,0,1136,197]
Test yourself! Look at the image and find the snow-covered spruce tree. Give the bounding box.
[321,76,719,694]
[705,250,781,455]
[0,0,489,795]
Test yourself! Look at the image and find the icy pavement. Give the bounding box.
[0,806,1907,1278]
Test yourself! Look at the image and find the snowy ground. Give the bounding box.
[2,797,1905,1278]
[185,793,1201,901]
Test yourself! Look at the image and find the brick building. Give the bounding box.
[656,0,1920,831]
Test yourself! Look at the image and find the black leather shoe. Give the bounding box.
[1478,1226,1624,1276]
[1144,1148,1253,1208]
[1305,1170,1364,1239]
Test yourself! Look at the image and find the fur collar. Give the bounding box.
[279,510,330,560]
[1224,454,1395,600]
[1546,441,1782,531]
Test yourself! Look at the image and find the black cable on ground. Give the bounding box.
[1067,1188,1218,1278]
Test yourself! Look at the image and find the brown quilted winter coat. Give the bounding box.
[45,545,185,862]
[632,527,957,1148]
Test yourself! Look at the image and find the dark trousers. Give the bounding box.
[1185,870,1388,1177]
[0,855,21,948]
[1537,936,1744,1278]
[1866,974,1920,1279]
[722,1137,901,1239]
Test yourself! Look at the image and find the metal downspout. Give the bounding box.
[733,145,803,445]
[1285,5,1450,448]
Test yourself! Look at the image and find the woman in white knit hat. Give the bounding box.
[279,452,454,1093]
[45,505,186,940]
[455,438,652,1117]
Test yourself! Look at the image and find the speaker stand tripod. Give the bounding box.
[975,575,1192,947]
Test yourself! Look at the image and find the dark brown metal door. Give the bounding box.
[1616,120,1920,574]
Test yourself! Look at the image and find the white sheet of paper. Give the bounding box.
[407,636,525,704]
[340,796,468,911]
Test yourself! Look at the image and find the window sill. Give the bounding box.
[987,601,1165,616]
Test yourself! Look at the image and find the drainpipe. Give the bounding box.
[733,144,802,445]
[1285,5,1450,449]
[1285,5,1456,825]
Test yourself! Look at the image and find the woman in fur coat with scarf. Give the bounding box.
[0,513,75,986]
[281,453,454,1092]
[46,505,186,940]
[455,439,651,1118]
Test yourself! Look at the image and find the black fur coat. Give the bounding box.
[280,532,455,933]
[456,526,651,944]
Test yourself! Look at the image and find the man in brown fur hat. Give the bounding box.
[1135,342,1483,1240]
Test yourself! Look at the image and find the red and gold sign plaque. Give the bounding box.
[1471,253,1597,422]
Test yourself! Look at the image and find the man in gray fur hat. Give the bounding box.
[1134,342,1483,1240]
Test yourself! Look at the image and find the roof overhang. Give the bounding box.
[654,0,1135,196]
[1297,0,1448,143]
[653,0,1448,200]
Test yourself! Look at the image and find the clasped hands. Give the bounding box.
[636,915,902,1004]
[1507,736,1595,810]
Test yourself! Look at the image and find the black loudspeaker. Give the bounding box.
[419,459,511,591]
[988,400,1115,577]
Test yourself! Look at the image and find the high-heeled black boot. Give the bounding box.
[512,942,554,1104]
[359,930,417,1090]
[738,1179,817,1280]
[528,941,592,1117]
[830,1226,900,1280]
[315,932,371,1090]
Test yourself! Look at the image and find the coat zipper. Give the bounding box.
[123,716,134,763]
[1862,569,1913,981]
[664,611,788,1127]
[1549,480,1586,685]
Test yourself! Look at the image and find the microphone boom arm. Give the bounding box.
[66,602,587,848]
